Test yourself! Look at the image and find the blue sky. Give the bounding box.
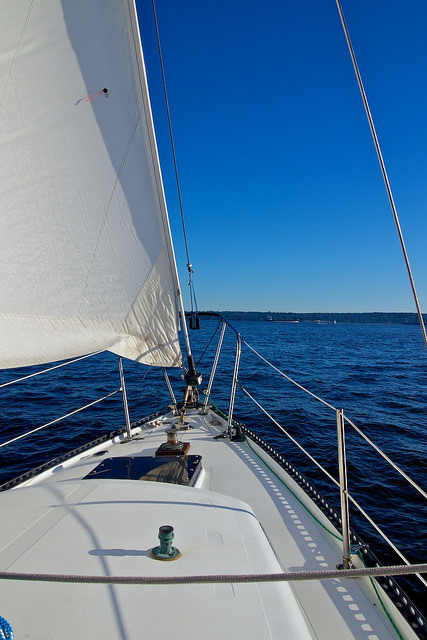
[138,0,427,313]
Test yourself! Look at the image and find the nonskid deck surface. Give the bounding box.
[0,408,414,639]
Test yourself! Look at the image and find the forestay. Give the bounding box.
[0,0,182,368]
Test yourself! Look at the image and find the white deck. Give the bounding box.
[0,408,417,639]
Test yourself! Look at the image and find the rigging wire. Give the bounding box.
[195,320,221,368]
[151,0,198,314]
[0,389,120,450]
[336,0,427,350]
[0,351,102,389]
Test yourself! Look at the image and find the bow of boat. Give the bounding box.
[0,407,421,640]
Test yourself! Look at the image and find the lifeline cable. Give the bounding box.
[239,381,426,583]
[0,389,120,449]
[0,563,426,585]
[0,351,102,389]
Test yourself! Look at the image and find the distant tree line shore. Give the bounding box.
[199,311,425,325]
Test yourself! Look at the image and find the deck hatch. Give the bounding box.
[83,455,202,486]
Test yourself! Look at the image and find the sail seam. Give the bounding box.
[0,0,36,113]
[77,114,142,315]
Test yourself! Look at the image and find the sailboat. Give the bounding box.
[0,1,425,639]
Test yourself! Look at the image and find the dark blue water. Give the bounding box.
[0,320,426,613]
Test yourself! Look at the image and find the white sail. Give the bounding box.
[0,0,182,368]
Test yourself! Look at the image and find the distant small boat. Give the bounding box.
[266,316,299,323]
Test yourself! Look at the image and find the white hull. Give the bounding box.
[0,406,420,639]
